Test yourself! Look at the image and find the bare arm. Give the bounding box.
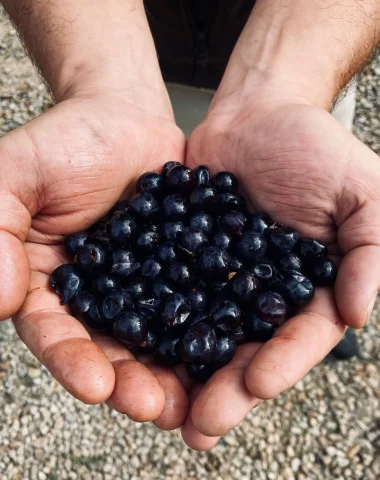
[213,0,380,110]
[2,0,166,105]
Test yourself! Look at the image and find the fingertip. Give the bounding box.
[149,364,189,431]
[181,386,220,451]
[107,360,166,422]
[245,364,284,401]
[335,247,380,328]
[43,337,115,404]
[181,421,220,451]
[0,232,30,320]
[191,344,261,436]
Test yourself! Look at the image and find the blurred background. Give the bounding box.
[0,8,379,480]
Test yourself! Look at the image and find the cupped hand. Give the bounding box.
[2,89,190,428]
[181,93,380,448]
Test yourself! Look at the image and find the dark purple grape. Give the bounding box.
[186,288,207,311]
[213,231,232,250]
[151,279,174,299]
[210,335,237,368]
[109,248,141,279]
[161,194,188,220]
[92,274,119,295]
[230,256,244,272]
[160,221,185,241]
[189,186,218,212]
[160,293,192,328]
[189,212,214,236]
[156,241,177,265]
[255,292,287,325]
[122,278,146,300]
[278,253,303,273]
[75,244,107,271]
[162,161,182,176]
[139,329,159,353]
[197,246,231,281]
[70,291,96,315]
[153,335,182,366]
[298,239,327,260]
[85,304,108,330]
[136,172,163,197]
[50,264,84,305]
[230,270,260,302]
[246,213,272,234]
[237,232,267,262]
[281,273,314,306]
[64,233,88,257]
[137,297,161,321]
[135,228,160,254]
[243,313,276,342]
[113,311,148,346]
[110,200,130,215]
[107,212,137,245]
[141,258,162,281]
[267,223,298,254]
[193,165,210,186]
[129,193,159,220]
[211,300,241,333]
[180,323,217,364]
[100,290,130,321]
[252,263,283,288]
[217,210,246,234]
[308,256,337,286]
[211,171,238,194]
[180,227,209,254]
[166,165,195,194]
[217,192,246,212]
[167,262,196,289]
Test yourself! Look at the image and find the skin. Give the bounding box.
[2,0,380,450]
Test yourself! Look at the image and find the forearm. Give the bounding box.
[2,0,164,102]
[216,0,380,110]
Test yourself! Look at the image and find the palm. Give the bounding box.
[4,94,190,427]
[181,101,380,446]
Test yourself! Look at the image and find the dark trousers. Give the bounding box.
[145,0,256,89]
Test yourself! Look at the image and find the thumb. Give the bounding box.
[336,203,380,328]
[0,130,36,319]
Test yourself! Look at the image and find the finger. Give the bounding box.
[148,364,189,430]
[335,246,380,328]
[181,386,220,451]
[245,288,346,400]
[135,355,189,429]
[191,343,262,437]
[92,336,166,423]
[0,231,30,319]
[13,271,115,404]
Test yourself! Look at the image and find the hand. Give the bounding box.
[181,90,380,448]
[3,88,191,429]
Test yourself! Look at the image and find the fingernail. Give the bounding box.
[367,292,378,321]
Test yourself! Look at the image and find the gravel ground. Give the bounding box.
[1,9,379,480]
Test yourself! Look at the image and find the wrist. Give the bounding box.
[209,0,380,118]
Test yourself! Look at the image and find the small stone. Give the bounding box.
[326,371,339,385]
[291,458,301,472]
[28,367,41,378]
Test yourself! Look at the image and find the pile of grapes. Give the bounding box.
[50,162,336,382]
